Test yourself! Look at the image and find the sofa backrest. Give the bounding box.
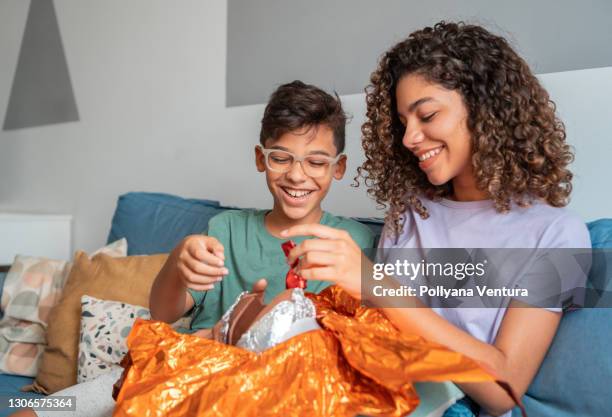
[107,192,384,255]
[107,193,226,255]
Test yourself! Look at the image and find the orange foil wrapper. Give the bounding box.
[113,286,497,417]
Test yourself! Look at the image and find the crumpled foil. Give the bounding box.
[236,288,319,353]
[113,286,498,417]
[217,290,249,344]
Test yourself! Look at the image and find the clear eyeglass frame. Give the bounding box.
[256,145,344,178]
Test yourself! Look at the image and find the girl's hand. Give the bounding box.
[175,235,228,291]
[280,224,366,299]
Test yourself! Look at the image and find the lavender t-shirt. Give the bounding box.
[379,197,591,417]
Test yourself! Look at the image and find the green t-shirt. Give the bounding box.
[186,209,375,330]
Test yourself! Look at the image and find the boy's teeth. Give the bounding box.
[285,188,312,198]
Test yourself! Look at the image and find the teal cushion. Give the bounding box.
[107,192,227,255]
[513,219,612,417]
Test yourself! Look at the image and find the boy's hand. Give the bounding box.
[176,235,228,291]
[280,224,366,300]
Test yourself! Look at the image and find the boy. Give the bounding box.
[149,80,375,331]
[11,82,373,417]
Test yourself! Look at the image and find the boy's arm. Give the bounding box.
[149,246,195,323]
[149,235,227,323]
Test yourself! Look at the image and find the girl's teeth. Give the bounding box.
[419,147,442,161]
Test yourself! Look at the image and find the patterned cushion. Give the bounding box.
[0,240,127,377]
[78,295,190,383]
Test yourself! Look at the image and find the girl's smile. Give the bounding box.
[395,74,485,200]
[416,145,445,170]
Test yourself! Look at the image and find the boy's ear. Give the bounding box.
[333,155,347,180]
[255,145,266,172]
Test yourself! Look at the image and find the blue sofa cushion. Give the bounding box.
[588,218,612,248]
[107,192,226,255]
[0,374,44,417]
[513,219,612,417]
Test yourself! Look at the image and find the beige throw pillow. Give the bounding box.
[29,251,167,394]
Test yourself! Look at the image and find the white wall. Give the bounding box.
[538,68,612,222]
[0,0,610,253]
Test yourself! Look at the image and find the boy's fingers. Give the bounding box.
[252,279,267,293]
[178,264,220,286]
[189,246,225,267]
[280,224,346,240]
[188,283,215,292]
[184,257,228,277]
[206,238,225,258]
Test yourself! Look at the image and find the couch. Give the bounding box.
[0,192,610,417]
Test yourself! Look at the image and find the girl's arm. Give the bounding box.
[282,224,560,416]
[381,288,560,416]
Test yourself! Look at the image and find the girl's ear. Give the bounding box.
[255,146,266,172]
[333,155,347,180]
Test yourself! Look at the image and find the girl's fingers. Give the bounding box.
[280,224,349,240]
[296,250,339,270]
[297,266,337,281]
[287,239,342,265]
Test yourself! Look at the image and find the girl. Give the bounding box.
[282,21,590,417]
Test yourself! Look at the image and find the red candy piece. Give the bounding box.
[281,241,298,268]
[282,240,307,289]
[286,269,307,289]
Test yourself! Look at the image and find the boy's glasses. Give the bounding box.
[257,145,344,178]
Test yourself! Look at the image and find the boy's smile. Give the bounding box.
[255,125,346,234]
[280,187,316,202]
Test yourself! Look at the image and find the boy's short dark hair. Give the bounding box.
[260,80,347,154]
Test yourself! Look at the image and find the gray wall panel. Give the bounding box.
[3,0,78,130]
[227,0,612,106]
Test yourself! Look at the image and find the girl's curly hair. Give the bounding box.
[357,21,574,236]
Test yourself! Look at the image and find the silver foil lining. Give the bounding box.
[236,288,321,353]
